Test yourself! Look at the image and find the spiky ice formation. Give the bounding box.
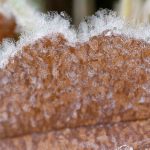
[0,1,149,149]
[1,7,150,68]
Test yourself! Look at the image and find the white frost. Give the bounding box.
[1,0,150,68]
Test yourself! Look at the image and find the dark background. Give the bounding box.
[95,0,118,10]
[44,0,118,13]
[41,0,118,24]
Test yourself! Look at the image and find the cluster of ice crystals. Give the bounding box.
[1,0,150,68]
[0,1,149,139]
[0,40,16,68]
[0,32,149,139]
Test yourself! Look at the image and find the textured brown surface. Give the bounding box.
[0,119,149,150]
[0,12,16,42]
[0,34,150,139]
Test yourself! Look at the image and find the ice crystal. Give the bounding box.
[1,1,150,68]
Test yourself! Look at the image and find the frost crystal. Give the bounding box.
[0,0,150,141]
[1,1,150,68]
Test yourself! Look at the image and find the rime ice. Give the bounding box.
[0,119,149,150]
[2,7,150,68]
[0,1,149,148]
[0,34,150,139]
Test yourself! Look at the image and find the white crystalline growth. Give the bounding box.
[78,10,150,42]
[0,0,77,68]
[1,0,150,68]
[0,0,77,38]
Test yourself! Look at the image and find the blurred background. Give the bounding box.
[33,0,118,25]
[32,0,150,25]
[1,0,150,26]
